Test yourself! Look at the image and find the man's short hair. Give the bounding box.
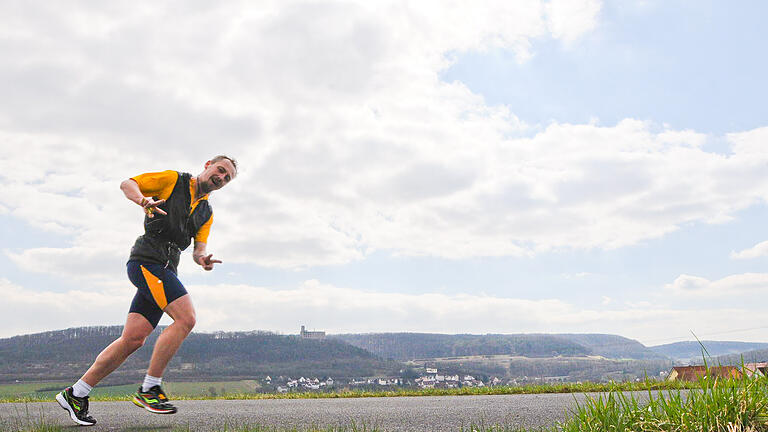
[211,155,238,175]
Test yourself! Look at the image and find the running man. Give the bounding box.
[57,156,237,426]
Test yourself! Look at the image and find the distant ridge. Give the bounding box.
[7,328,759,384]
[715,345,768,365]
[556,334,664,360]
[0,326,397,383]
[649,341,768,362]
[331,332,666,361]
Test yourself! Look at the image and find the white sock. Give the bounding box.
[142,374,162,392]
[72,379,92,398]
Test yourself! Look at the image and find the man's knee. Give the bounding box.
[177,314,196,333]
[121,335,146,352]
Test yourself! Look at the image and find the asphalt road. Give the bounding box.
[0,392,657,432]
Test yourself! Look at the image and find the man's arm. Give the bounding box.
[192,241,222,271]
[120,179,167,218]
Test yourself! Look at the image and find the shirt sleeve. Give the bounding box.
[130,170,178,201]
[195,212,213,244]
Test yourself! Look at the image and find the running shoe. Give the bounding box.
[132,385,178,414]
[56,387,97,426]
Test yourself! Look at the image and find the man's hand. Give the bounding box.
[140,197,167,218]
[195,253,222,271]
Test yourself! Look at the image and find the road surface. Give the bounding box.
[0,392,659,431]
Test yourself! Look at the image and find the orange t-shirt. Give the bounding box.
[130,170,213,244]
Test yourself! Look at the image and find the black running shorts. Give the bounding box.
[127,260,188,328]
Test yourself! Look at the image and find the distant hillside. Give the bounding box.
[0,328,679,385]
[556,334,666,360]
[332,333,665,361]
[0,327,398,383]
[649,341,768,362]
[716,346,768,365]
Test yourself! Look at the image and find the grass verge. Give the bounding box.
[558,366,768,431]
[0,380,695,403]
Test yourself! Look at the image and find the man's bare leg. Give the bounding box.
[81,313,154,386]
[147,294,196,378]
[132,296,193,415]
[57,313,152,425]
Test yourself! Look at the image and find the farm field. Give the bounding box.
[0,380,261,400]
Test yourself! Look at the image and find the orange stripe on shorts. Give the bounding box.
[140,265,168,309]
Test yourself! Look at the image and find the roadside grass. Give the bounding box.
[0,379,695,403]
[557,364,768,432]
[0,382,71,399]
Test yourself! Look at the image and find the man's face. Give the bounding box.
[199,159,236,194]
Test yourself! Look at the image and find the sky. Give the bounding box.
[1,0,768,345]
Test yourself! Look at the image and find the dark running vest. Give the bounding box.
[128,172,212,273]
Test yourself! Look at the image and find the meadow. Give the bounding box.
[0,379,262,402]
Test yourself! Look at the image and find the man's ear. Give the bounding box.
[204,160,211,168]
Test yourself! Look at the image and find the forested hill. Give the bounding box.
[558,334,665,360]
[331,333,666,361]
[650,340,768,362]
[650,341,768,362]
[717,347,768,365]
[0,327,398,383]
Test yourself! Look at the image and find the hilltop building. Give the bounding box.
[300,325,326,340]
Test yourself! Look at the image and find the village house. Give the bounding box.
[270,375,336,392]
[743,363,768,378]
[667,366,742,382]
[544,376,569,383]
[266,366,497,393]
[417,377,436,388]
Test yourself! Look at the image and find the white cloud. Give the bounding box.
[0,279,130,338]
[4,1,768,350]
[665,272,768,297]
[731,240,768,260]
[6,246,126,283]
[665,274,710,293]
[545,0,602,44]
[3,277,767,344]
[186,279,768,344]
[2,0,768,275]
[563,272,594,279]
[727,126,768,156]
